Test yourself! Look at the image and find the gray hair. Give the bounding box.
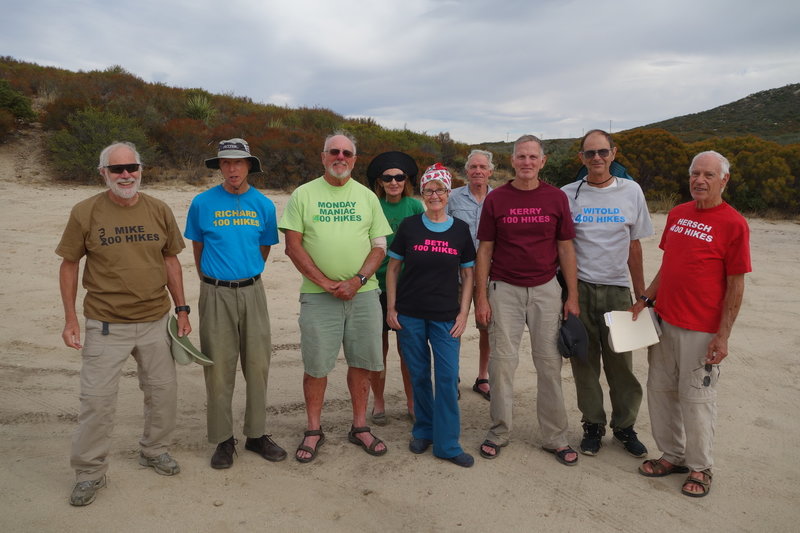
[98,141,142,170]
[323,130,357,154]
[580,129,615,151]
[512,134,545,157]
[465,149,495,171]
[690,150,730,176]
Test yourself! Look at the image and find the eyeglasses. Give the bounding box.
[323,148,355,158]
[105,164,141,174]
[421,188,448,197]
[380,174,407,183]
[581,149,612,159]
[691,364,717,389]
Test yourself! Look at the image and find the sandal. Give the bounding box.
[472,378,491,401]
[295,429,325,463]
[543,446,579,466]
[347,426,387,456]
[681,469,712,498]
[479,440,504,460]
[638,457,690,477]
[371,410,387,426]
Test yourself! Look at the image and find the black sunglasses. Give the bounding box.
[105,164,141,174]
[324,148,355,158]
[380,174,407,183]
[581,149,612,159]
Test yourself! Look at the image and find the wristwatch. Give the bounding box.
[175,305,191,314]
[638,295,655,308]
[356,274,368,286]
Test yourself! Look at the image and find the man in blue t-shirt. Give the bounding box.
[185,138,286,469]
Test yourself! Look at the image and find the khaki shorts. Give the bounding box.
[298,290,383,377]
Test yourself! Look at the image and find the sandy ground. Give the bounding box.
[1,130,799,532]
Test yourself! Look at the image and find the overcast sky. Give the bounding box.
[4,0,799,144]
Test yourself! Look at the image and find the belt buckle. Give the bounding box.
[229,280,241,288]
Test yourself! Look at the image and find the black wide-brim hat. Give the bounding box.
[204,138,262,174]
[557,313,589,363]
[366,151,419,190]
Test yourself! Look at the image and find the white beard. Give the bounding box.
[106,175,141,199]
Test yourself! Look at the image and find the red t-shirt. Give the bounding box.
[477,181,575,287]
[656,201,751,333]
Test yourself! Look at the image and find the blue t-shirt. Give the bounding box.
[184,185,279,280]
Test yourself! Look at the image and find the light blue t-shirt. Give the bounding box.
[184,184,279,280]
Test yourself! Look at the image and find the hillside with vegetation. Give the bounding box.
[1,57,798,214]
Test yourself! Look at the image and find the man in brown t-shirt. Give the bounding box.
[57,141,191,506]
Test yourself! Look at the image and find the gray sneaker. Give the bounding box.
[139,451,181,476]
[69,475,107,506]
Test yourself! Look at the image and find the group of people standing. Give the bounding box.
[57,128,749,506]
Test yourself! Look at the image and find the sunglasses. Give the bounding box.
[380,174,407,183]
[324,148,355,158]
[581,149,612,159]
[105,164,141,174]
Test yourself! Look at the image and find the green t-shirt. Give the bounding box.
[279,177,392,293]
[376,196,424,289]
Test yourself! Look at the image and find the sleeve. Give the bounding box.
[367,194,392,240]
[388,218,409,259]
[162,205,186,256]
[476,196,496,242]
[278,190,305,233]
[259,198,280,246]
[555,190,576,240]
[459,221,477,266]
[55,207,87,262]
[724,217,752,275]
[629,185,654,241]
[184,197,203,242]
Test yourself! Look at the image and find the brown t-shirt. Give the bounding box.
[56,192,185,323]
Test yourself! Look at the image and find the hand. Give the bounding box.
[705,335,729,364]
[62,319,82,350]
[629,300,647,320]
[332,278,360,301]
[386,307,402,330]
[563,296,580,320]
[475,297,492,328]
[176,314,192,337]
[450,312,468,338]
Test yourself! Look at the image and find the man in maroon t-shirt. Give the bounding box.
[633,151,751,498]
[475,135,581,467]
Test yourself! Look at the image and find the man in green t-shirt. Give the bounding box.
[279,131,392,463]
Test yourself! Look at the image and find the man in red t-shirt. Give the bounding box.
[633,151,751,498]
[475,135,581,467]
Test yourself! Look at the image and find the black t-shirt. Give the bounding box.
[389,214,476,321]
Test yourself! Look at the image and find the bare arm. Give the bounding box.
[385,257,402,330]
[164,254,191,336]
[191,240,204,280]
[474,240,494,327]
[451,266,473,338]
[59,259,82,350]
[557,239,580,318]
[627,239,645,299]
[706,273,745,364]
[260,245,271,262]
[630,268,661,320]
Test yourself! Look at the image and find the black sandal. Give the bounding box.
[472,378,491,401]
[295,429,325,463]
[347,426,387,456]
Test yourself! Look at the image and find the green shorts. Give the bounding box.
[298,290,383,377]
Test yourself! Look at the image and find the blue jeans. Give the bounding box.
[397,314,463,459]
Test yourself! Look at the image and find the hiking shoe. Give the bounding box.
[69,475,106,506]
[139,451,181,475]
[580,422,606,456]
[211,436,237,469]
[245,434,287,462]
[613,426,648,458]
[409,438,433,454]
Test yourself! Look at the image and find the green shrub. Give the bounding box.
[0,109,15,140]
[48,107,152,182]
[0,78,36,122]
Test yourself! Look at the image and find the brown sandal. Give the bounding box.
[638,457,690,477]
[295,429,325,463]
[347,426,387,456]
[681,469,713,498]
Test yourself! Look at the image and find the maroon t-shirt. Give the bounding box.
[477,181,575,287]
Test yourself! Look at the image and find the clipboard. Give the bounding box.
[604,309,661,353]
